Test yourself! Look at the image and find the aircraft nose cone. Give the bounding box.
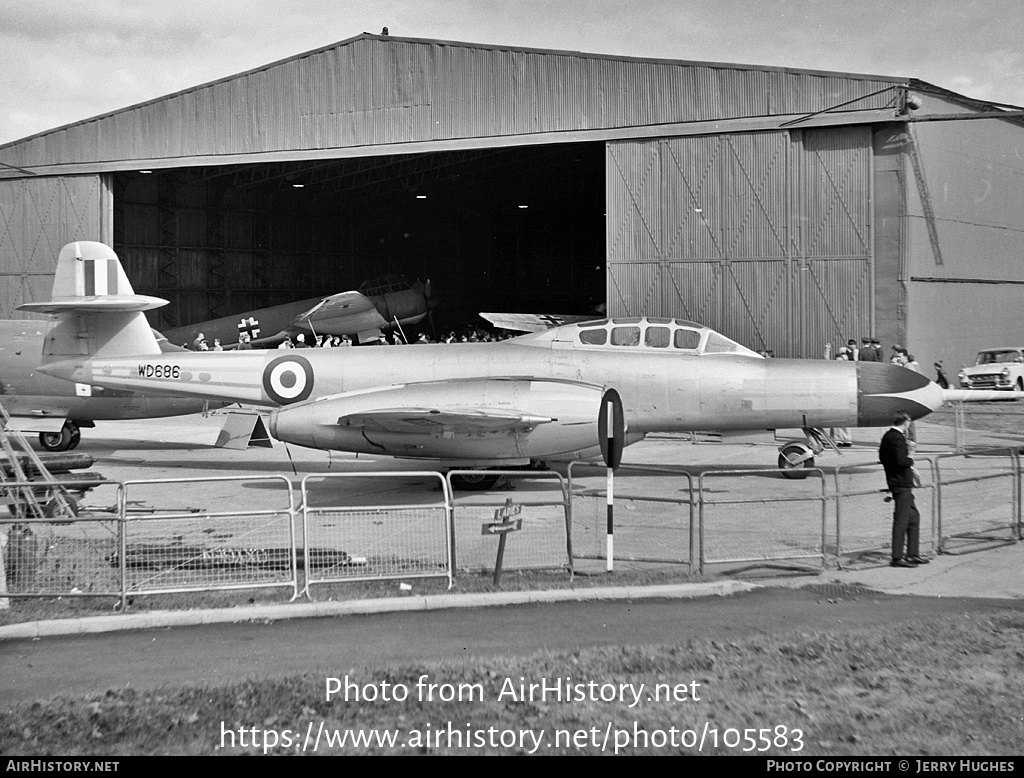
[856,362,945,426]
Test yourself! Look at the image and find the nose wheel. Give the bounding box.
[778,442,815,479]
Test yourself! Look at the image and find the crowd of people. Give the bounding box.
[185,325,518,351]
[827,337,926,372]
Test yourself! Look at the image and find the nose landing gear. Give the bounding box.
[777,428,840,479]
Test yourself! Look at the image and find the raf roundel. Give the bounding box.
[262,355,315,405]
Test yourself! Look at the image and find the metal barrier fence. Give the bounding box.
[567,462,695,570]
[301,472,452,596]
[118,476,298,600]
[0,479,123,598]
[925,404,1024,452]
[830,464,938,562]
[696,468,830,573]
[446,470,571,575]
[4,452,1022,606]
[929,449,1022,553]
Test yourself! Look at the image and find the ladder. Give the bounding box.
[0,403,77,519]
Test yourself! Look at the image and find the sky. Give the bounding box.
[1,0,1022,146]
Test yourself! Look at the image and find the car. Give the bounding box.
[958,347,1024,391]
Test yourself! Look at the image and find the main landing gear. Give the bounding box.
[447,461,548,491]
[39,421,82,452]
[448,470,501,491]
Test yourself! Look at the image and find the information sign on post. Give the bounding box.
[481,498,523,585]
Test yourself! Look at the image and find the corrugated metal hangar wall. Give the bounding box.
[1,34,1022,367]
[606,126,873,357]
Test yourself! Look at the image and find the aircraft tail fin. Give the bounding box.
[18,241,165,360]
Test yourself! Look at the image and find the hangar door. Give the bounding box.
[0,174,112,317]
[606,128,873,358]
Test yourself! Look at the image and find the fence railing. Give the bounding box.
[3,448,1021,607]
[119,475,298,599]
[928,449,1022,552]
[697,468,830,574]
[567,462,695,571]
[446,470,571,575]
[301,472,452,596]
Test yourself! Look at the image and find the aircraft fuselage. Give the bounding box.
[0,320,211,425]
[41,318,941,462]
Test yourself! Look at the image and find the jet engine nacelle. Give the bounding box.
[268,378,613,463]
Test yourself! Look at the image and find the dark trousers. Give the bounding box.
[891,488,920,560]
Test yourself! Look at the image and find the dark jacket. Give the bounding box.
[879,427,915,489]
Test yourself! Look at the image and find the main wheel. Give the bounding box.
[43,494,79,520]
[778,443,814,479]
[39,426,72,452]
[449,471,500,491]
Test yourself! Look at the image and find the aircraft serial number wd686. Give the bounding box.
[137,364,181,378]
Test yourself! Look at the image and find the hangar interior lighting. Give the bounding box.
[416,194,427,199]
[292,183,304,188]
[139,170,152,174]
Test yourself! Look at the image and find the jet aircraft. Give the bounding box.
[30,242,1007,481]
[3,261,219,452]
[160,275,434,348]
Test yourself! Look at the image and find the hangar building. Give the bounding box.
[1,33,1022,371]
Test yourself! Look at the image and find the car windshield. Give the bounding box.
[976,350,1023,365]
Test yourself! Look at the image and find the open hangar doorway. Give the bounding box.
[111,142,607,339]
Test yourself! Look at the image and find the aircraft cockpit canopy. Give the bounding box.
[358,275,413,296]
[571,317,762,357]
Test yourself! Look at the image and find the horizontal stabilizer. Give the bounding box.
[19,241,164,362]
[19,294,168,314]
[338,407,554,435]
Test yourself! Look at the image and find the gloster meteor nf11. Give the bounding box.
[26,242,1004,482]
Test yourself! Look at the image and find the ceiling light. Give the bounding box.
[416,194,427,199]
[139,170,152,174]
[292,183,304,188]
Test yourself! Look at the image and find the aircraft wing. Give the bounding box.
[337,407,554,435]
[480,312,602,332]
[297,290,388,334]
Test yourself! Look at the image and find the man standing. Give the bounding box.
[860,336,878,362]
[878,410,929,568]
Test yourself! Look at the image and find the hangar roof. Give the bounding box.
[0,33,1015,177]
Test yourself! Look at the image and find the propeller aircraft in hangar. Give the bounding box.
[159,274,435,349]
[26,242,1012,481]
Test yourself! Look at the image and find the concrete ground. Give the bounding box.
[1,408,1021,641]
